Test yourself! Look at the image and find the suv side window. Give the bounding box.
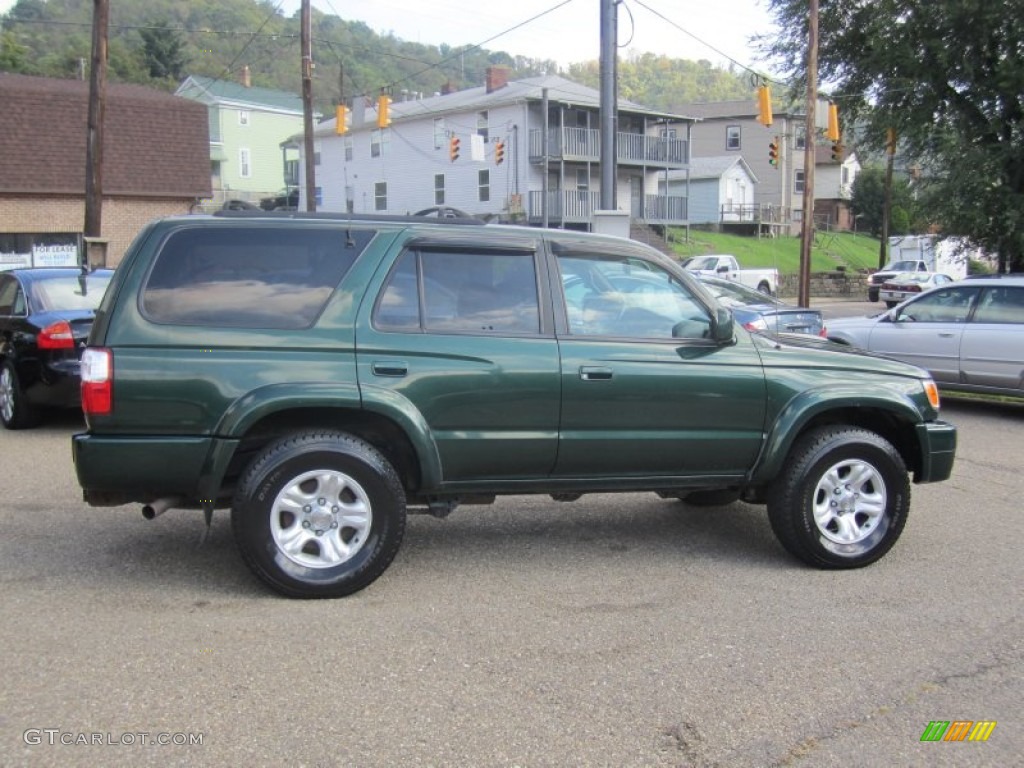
[973,286,1024,324]
[558,252,710,339]
[141,227,372,329]
[375,248,540,334]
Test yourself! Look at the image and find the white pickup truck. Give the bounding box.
[682,254,779,295]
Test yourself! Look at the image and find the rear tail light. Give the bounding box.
[743,317,769,332]
[819,325,828,338]
[37,320,75,349]
[80,347,113,416]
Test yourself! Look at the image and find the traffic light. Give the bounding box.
[335,104,348,135]
[830,140,844,162]
[449,136,460,162]
[768,137,779,167]
[376,94,391,128]
[756,84,773,127]
[494,139,505,165]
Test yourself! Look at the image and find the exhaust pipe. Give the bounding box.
[141,497,182,520]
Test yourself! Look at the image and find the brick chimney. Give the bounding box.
[441,80,456,95]
[485,66,509,94]
[241,65,251,88]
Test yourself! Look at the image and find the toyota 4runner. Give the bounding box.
[73,212,957,598]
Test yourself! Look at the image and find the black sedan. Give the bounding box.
[0,267,113,429]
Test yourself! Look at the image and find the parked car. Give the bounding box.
[73,212,956,598]
[0,267,113,429]
[259,188,299,211]
[697,276,826,336]
[867,258,930,302]
[879,272,955,308]
[827,276,1024,399]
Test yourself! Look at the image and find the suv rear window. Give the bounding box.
[141,226,371,329]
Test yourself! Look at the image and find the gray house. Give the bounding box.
[304,69,697,230]
[663,156,759,225]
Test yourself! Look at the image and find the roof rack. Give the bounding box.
[212,210,485,226]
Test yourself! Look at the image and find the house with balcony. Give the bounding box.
[677,99,859,235]
[176,72,313,209]
[662,156,759,226]
[303,69,696,230]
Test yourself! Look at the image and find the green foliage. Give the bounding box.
[667,229,882,275]
[849,167,919,237]
[760,0,1024,273]
[2,0,751,113]
[567,52,750,112]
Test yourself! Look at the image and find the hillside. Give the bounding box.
[1,0,752,111]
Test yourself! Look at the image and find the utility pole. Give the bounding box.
[598,0,617,210]
[797,0,819,307]
[84,0,109,249]
[301,0,316,212]
[879,129,895,268]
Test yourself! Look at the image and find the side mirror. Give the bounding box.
[713,306,734,342]
[716,264,729,273]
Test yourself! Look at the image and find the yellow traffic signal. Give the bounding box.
[494,139,505,165]
[376,94,391,128]
[335,104,348,135]
[757,84,773,127]
[449,136,460,162]
[826,103,840,142]
[768,136,780,167]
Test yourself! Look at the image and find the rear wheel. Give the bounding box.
[767,426,909,569]
[0,361,39,430]
[232,431,406,598]
[757,281,772,295]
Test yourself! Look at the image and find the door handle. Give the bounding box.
[371,361,408,377]
[579,366,613,381]
[938,332,955,338]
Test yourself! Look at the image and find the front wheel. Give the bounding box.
[232,431,406,598]
[767,426,909,569]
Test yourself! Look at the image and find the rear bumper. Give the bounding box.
[72,433,237,506]
[914,420,957,483]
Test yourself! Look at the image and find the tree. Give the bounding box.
[760,0,1024,272]
[139,21,188,83]
[850,167,918,237]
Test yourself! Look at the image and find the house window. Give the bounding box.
[314,186,323,206]
[478,169,490,202]
[726,125,741,151]
[794,169,805,194]
[371,129,381,158]
[284,159,298,187]
[433,118,446,150]
[795,128,806,150]
[208,106,221,143]
[345,185,354,213]
[344,136,353,161]
[239,148,251,178]
[841,166,850,185]
[434,174,445,205]
[238,110,250,126]
[375,182,387,211]
[477,111,489,142]
[313,142,321,166]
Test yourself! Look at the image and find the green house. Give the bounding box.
[176,74,314,209]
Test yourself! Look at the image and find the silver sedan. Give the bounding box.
[826,276,1024,399]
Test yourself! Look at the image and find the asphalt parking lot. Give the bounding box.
[1,377,1020,767]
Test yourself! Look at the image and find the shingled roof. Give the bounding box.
[0,73,211,198]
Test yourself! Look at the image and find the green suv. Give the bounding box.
[73,212,957,598]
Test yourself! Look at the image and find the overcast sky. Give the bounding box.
[0,0,778,73]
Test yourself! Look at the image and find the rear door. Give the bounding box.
[960,285,1024,394]
[357,237,561,482]
[550,242,767,480]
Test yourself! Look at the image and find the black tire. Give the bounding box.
[0,361,40,430]
[885,300,898,308]
[767,426,909,569]
[867,288,880,303]
[757,281,772,295]
[232,431,406,598]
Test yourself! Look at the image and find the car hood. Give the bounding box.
[751,327,930,379]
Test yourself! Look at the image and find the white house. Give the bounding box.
[301,69,697,230]
[662,156,759,225]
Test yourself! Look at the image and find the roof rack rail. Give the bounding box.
[212,210,485,225]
